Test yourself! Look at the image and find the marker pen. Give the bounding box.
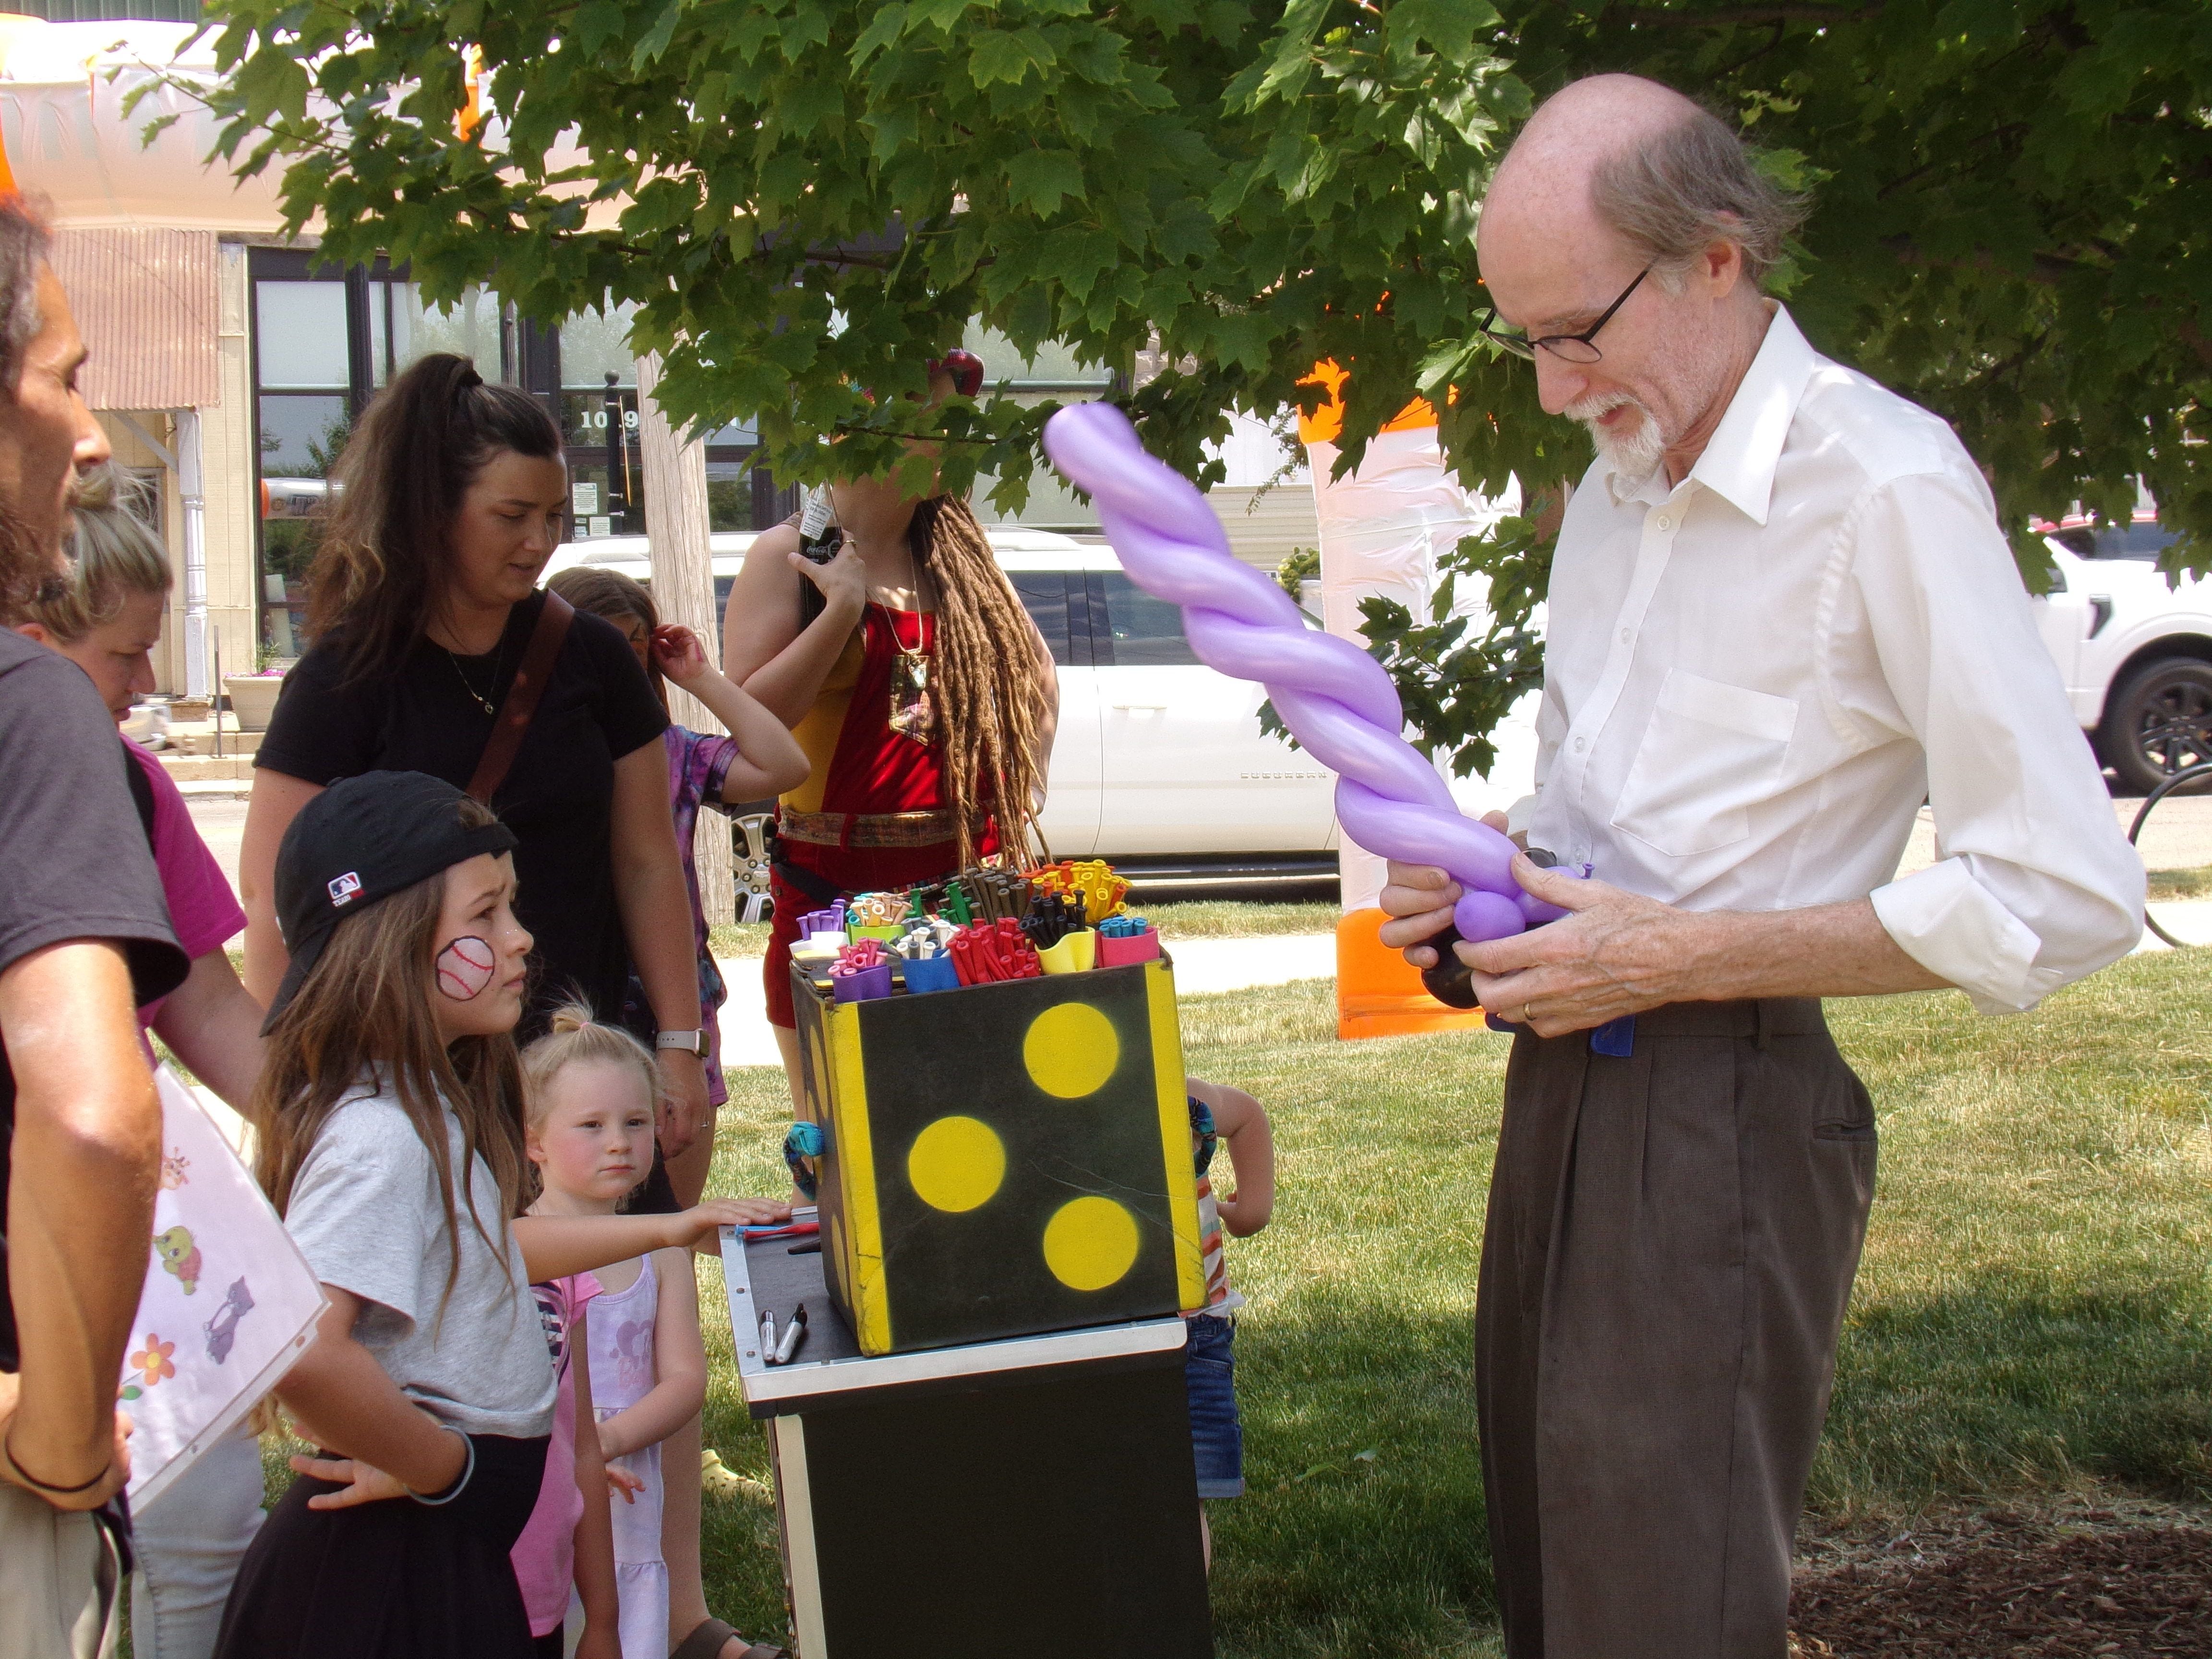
[772,1302,809,1365]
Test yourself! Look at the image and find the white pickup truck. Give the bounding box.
[542,529,1339,914]
[2032,512,2212,795]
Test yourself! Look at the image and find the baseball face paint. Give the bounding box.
[435,936,498,1001]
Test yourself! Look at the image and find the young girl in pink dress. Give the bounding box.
[520,1005,773,1659]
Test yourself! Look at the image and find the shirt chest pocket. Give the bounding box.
[1610,669,1799,858]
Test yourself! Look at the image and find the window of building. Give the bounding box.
[962,325,1122,534]
[557,305,776,539]
[250,257,795,657]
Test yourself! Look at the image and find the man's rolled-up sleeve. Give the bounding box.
[1852,469,2144,1012]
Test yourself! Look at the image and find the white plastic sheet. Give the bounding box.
[1306,428,1540,909]
[121,1068,324,1512]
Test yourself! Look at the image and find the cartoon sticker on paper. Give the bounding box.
[153,1225,202,1295]
[204,1278,254,1365]
[127,1334,176,1395]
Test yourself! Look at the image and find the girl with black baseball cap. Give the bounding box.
[214,772,784,1659]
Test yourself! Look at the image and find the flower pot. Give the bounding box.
[222,673,285,733]
[1095,931,1162,968]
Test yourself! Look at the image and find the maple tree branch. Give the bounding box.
[2179,321,2212,377]
[1881,234,2082,288]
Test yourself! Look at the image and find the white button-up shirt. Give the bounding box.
[1507,306,2144,1013]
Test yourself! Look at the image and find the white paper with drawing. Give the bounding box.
[120,1066,325,1511]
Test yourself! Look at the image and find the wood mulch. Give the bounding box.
[1789,1500,2212,1657]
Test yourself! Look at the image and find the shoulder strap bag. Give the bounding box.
[466,590,576,805]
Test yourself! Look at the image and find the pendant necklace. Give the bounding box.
[444,631,506,718]
[886,543,935,747]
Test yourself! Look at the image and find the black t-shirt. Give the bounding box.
[0,630,187,1372]
[255,591,669,1029]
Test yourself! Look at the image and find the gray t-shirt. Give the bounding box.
[287,1088,555,1439]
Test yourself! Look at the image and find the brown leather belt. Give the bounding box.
[776,807,959,850]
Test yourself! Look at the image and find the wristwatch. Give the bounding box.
[655,1029,709,1058]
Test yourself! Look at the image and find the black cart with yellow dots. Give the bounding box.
[724,953,1214,1657]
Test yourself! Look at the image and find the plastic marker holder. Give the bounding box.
[1037,930,1097,975]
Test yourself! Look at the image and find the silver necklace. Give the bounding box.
[444,638,505,717]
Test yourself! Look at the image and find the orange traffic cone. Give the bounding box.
[1334,908,1488,1041]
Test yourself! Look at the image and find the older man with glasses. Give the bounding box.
[1382,74,2145,1659]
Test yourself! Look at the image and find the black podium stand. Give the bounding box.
[721,1227,1214,1658]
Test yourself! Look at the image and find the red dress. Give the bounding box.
[762,604,995,1027]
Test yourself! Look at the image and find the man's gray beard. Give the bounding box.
[0,507,57,625]
[1571,393,1667,488]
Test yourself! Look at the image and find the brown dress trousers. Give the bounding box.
[1477,998,1877,1659]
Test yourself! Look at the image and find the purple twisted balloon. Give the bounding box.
[1044,402,1564,943]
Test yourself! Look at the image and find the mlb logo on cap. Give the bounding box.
[327,871,362,907]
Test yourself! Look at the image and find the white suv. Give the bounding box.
[2031,512,2212,794]
[542,529,1338,908]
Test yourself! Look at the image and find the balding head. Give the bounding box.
[1483,75,1703,254]
[1473,76,1804,488]
[1484,75,1805,298]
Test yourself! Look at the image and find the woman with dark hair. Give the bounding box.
[240,353,714,1188]
[719,357,1058,1100]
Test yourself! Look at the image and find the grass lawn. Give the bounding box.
[2148,863,2212,901]
[688,947,2212,1657]
[1144,896,1340,938]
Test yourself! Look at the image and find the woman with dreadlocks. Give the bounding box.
[720,354,1057,1100]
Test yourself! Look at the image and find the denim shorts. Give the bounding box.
[1184,1312,1243,1499]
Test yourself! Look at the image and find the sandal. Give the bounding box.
[671,1618,788,1659]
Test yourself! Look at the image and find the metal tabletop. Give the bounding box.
[720,1221,1188,1419]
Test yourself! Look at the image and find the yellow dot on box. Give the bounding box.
[906,1116,1006,1213]
[1022,1002,1120,1099]
[1042,1195,1140,1291]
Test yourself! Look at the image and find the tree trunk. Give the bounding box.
[635,350,738,934]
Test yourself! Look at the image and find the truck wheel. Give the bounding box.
[730,809,777,924]
[2100,657,2212,795]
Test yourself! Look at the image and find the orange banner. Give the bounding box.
[1296,359,1437,447]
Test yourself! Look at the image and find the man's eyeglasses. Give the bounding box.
[1479,268,1650,364]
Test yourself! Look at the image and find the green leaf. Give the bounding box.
[631,0,683,69]
[571,0,626,57]
[1003,149,1085,216]
[852,1,909,64]
[1385,0,1495,68]
[968,26,1056,87]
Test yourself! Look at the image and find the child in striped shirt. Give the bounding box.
[1183,1078,1275,1567]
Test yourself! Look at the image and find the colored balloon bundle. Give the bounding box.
[1042,404,1571,962]
[828,938,894,1004]
[950,918,1043,985]
[1027,859,1130,926]
[830,938,886,976]
[1021,891,1089,951]
[794,856,1161,998]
